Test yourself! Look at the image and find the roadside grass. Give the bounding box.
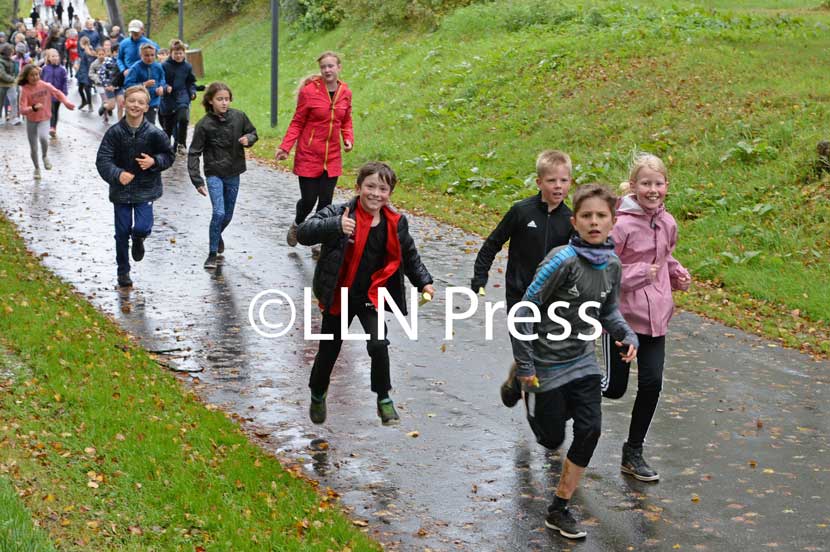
[0,213,379,550]
[116,0,830,358]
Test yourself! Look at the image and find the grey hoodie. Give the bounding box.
[511,241,638,392]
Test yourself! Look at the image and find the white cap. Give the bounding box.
[128,19,143,32]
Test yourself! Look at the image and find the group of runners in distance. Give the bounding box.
[3,13,691,539]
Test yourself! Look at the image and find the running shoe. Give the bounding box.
[500,362,522,408]
[621,442,660,482]
[286,222,298,247]
[42,157,52,170]
[377,398,400,425]
[131,237,145,262]
[217,238,225,254]
[33,168,41,180]
[203,253,218,269]
[117,272,133,288]
[545,507,587,539]
[49,127,56,137]
[309,393,327,424]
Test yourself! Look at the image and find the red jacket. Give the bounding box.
[279,76,353,178]
[65,37,78,62]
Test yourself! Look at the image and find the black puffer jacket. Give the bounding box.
[187,108,258,188]
[297,197,433,315]
[96,119,175,204]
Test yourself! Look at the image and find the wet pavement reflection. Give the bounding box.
[1,106,828,551]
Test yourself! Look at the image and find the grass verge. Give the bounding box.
[0,212,378,550]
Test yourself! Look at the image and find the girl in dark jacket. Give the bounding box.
[297,162,434,426]
[187,82,257,269]
[276,51,354,258]
[96,85,175,288]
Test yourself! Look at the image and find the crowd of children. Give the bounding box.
[4,22,696,539]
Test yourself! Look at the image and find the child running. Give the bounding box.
[40,48,67,137]
[512,183,638,540]
[123,43,166,124]
[187,82,257,269]
[161,39,196,154]
[297,162,434,426]
[601,154,691,482]
[470,150,573,407]
[18,64,75,180]
[95,85,174,288]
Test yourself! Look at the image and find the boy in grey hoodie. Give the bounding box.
[511,183,638,540]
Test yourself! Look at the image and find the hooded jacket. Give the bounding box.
[187,108,258,187]
[41,62,67,94]
[297,197,432,315]
[611,195,690,336]
[279,76,353,178]
[96,118,174,204]
[0,52,14,88]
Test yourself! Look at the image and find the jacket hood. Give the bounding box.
[617,194,665,219]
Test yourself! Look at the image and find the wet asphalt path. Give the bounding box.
[1,104,828,551]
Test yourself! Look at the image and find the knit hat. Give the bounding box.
[15,42,28,54]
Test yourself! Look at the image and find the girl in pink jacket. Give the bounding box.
[602,153,691,482]
[18,64,75,180]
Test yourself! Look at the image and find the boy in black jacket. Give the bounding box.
[96,85,174,288]
[297,162,434,426]
[471,150,573,407]
[160,39,196,154]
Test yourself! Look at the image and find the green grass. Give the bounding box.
[0,213,379,550]
[117,0,830,355]
[0,463,57,552]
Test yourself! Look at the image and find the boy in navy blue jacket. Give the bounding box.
[160,39,196,154]
[123,42,166,124]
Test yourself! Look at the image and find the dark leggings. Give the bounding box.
[602,333,666,448]
[78,83,93,106]
[309,301,391,398]
[159,107,189,148]
[50,100,60,128]
[524,374,602,468]
[295,171,338,225]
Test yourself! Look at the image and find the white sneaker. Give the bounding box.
[286,222,298,247]
[43,158,52,170]
[12,118,22,126]
[33,168,41,180]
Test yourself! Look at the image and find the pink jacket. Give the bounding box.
[612,195,690,336]
[19,80,74,123]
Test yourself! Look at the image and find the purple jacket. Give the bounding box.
[611,195,690,336]
[41,63,68,95]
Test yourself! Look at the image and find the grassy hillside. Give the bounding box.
[106,0,830,354]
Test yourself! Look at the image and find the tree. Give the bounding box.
[105,0,124,27]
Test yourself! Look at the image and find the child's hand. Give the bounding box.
[423,284,435,297]
[238,136,249,147]
[196,186,207,197]
[166,85,172,94]
[144,79,155,87]
[33,103,43,110]
[517,375,538,388]
[616,341,637,363]
[119,171,134,185]
[341,206,355,236]
[155,87,163,96]
[135,153,155,170]
[343,140,353,152]
[66,102,75,110]
[649,264,660,281]
[275,149,289,161]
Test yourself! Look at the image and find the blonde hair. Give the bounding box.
[629,153,667,183]
[139,42,156,53]
[124,85,150,102]
[536,150,572,177]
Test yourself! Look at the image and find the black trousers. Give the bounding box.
[309,301,391,397]
[295,171,338,225]
[78,83,93,106]
[602,333,666,448]
[50,100,60,128]
[524,374,602,468]
[159,107,189,148]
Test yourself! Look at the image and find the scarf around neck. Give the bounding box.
[570,235,615,267]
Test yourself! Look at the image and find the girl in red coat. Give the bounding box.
[276,51,354,258]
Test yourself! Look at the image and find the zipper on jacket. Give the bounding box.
[322,84,341,171]
[543,211,550,256]
[307,128,315,146]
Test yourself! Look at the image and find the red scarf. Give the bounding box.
[329,201,401,316]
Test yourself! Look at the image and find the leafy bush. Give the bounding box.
[341,0,485,29]
[281,0,345,31]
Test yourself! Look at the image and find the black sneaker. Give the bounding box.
[217,238,225,254]
[117,272,133,288]
[309,394,327,425]
[203,253,218,269]
[500,362,522,408]
[377,398,400,425]
[131,237,145,262]
[621,442,660,482]
[545,507,587,539]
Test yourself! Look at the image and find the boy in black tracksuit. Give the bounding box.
[160,39,196,153]
[297,162,434,426]
[471,150,573,406]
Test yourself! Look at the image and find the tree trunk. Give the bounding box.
[105,0,123,28]
[13,0,20,21]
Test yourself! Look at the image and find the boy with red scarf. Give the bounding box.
[297,162,434,426]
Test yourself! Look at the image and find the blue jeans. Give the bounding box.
[207,175,240,254]
[114,202,154,274]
